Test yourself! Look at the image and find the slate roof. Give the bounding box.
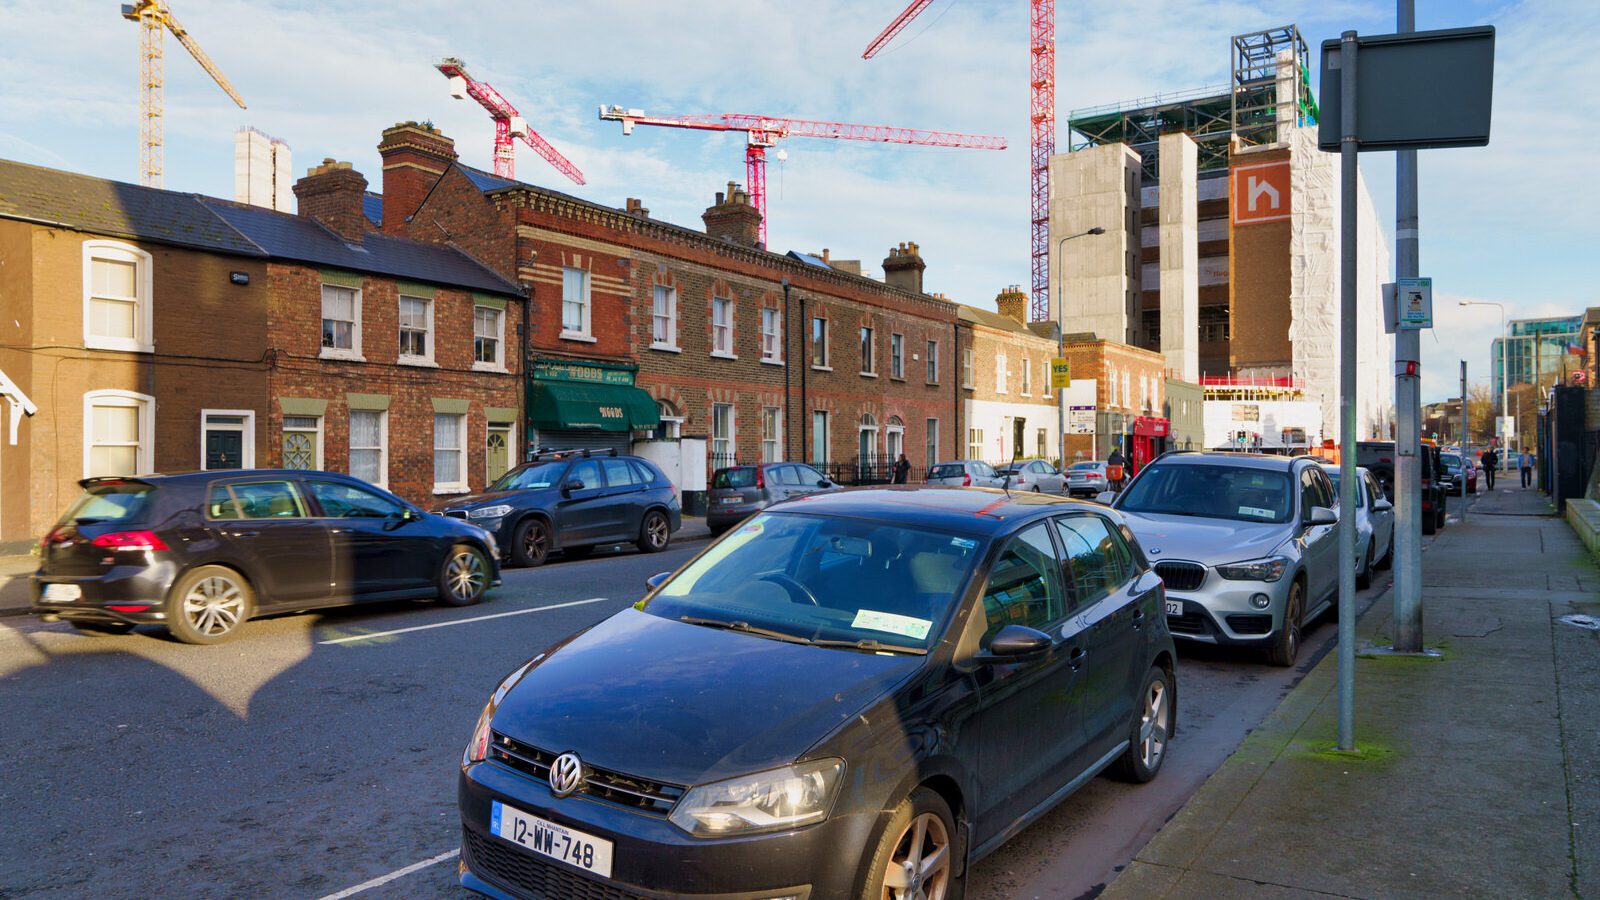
[958,303,1037,335]
[459,166,519,193]
[362,192,383,226]
[0,157,521,297]
[787,251,832,269]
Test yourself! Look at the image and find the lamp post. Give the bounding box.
[1056,226,1106,467]
[1459,299,1507,447]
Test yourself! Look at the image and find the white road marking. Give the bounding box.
[318,848,459,899]
[318,597,609,645]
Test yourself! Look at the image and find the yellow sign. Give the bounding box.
[1049,358,1071,390]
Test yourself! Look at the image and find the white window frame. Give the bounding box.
[711,297,735,359]
[761,406,782,463]
[348,408,388,488]
[996,353,1008,394]
[811,317,831,370]
[968,427,984,461]
[561,266,592,340]
[859,326,876,377]
[927,340,939,384]
[812,410,829,464]
[200,408,257,471]
[319,284,364,361]
[398,295,435,366]
[651,285,679,351]
[472,305,507,372]
[485,421,515,486]
[1021,355,1032,396]
[711,402,735,462]
[890,333,905,380]
[760,307,782,364]
[82,389,153,477]
[281,414,325,471]
[433,412,469,494]
[925,418,940,469]
[657,400,684,440]
[962,348,975,389]
[82,241,153,353]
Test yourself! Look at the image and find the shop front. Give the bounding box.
[1131,415,1170,474]
[526,358,660,457]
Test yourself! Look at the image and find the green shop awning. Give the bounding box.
[528,381,660,432]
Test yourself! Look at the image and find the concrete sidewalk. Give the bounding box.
[1105,486,1599,899]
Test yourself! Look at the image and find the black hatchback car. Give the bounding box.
[458,486,1176,899]
[31,471,500,644]
[438,449,681,567]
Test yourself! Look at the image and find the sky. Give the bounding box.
[1,0,1594,404]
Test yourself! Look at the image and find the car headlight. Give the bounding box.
[462,655,542,766]
[1215,556,1288,582]
[469,504,513,519]
[668,758,844,837]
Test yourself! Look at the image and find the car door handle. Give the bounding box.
[1067,647,1086,671]
[234,530,259,538]
[1131,608,1145,629]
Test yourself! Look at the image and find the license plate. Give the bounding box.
[42,584,82,603]
[719,497,742,504]
[491,800,613,878]
[1164,599,1184,617]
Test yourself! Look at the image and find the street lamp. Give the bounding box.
[1459,299,1507,447]
[1056,227,1106,466]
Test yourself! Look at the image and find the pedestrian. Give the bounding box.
[1481,446,1498,490]
[1106,446,1126,491]
[892,452,911,485]
[1520,446,1535,489]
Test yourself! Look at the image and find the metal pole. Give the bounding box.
[1392,0,1425,654]
[1502,310,1509,452]
[1336,29,1359,752]
[1058,242,1068,468]
[1460,360,1468,520]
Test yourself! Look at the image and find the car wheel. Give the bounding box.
[1266,580,1303,667]
[1110,665,1174,783]
[1030,485,1041,493]
[858,786,956,900]
[1377,533,1394,570]
[67,620,137,636]
[439,544,489,607]
[637,510,670,553]
[512,518,550,567]
[1357,543,1373,590]
[165,565,253,645]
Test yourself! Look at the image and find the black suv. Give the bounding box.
[1355,440,1446,533]
[439,449,681,567]
[31,471,500,643]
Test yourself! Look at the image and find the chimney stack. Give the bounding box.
[701,181,763,248]
[882,241,926,294]
[293,158,373,242]
[376,121,458,235]
[995,284,1028,324]
[624,197,650,219]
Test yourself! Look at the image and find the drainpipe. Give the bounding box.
[782,279,792,461]
[800,291,808,463]
[952,320,961,462]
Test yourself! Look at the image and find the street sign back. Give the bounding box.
[1318,25,1495,152]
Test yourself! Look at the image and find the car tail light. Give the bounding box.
[963,473,972,486]
[106,605,150,613]
[90,531,169,552]
[756,468,765,489]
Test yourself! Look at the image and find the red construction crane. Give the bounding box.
[599,106,1005,247]
[437,57,584,185]
[865,1,1055,321]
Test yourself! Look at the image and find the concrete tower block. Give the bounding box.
[1048,143,1141,343]
[1158,133,1200,381]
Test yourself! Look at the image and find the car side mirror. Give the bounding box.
[817,479,831,488]
[1374,498,1393,512]
[1308,506,1338,526]
[974,625,1052,664]
[645,571,672,592]
[1095,491,1116,505]
[564,479,585,494]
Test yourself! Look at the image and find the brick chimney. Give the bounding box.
[623,197,650,219]
[995,284,1028,324]
[882,241,926,294]
[376,121,458,235]
[701,182,762,248]
[293,158,372,241]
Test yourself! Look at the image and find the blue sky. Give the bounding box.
[2,0,1593,402]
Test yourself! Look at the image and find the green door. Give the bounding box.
[486,426,511,485]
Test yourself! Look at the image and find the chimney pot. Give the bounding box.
[293,161,373,242]
[882,240,927,294]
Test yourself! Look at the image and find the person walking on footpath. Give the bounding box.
[892,453,911,485]
[1520,447,1535,488]
[1481,446,1499,491]
[1106,446,1127,492]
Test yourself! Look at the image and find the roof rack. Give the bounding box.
[529,446,619,462]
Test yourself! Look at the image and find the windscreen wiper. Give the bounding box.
[678,616,813,645]
[806,637,928,656]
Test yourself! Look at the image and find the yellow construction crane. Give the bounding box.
[121,1,246,187]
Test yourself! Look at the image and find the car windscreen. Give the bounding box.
[1440,453,1462,472]
[1069,462,1101,471]
[929,464,965,480]
[1118,464,1293,524]
[713,468,757,489]
[60,482,154,526]
[489,461,566,492]
[644,512,984,651]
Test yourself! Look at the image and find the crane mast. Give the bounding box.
[121,0,246,188]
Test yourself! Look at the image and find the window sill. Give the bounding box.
[962,384,975,391]
[433,486,471,496]
[859,372,878,379]
[471,362,509,373]
[710,350,738,360]
[650,343,682,353]
[84,338,153,354]
[811,364,833,372]
[560,331,597,343]
[399,357,439,368]
[890,374,905,382]
[320,349,366,362]
[759,358,785,366]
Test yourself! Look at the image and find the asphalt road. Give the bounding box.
[0,517,1418,900]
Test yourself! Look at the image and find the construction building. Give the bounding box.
[233,127,293,211]
[1049,25,1393,446]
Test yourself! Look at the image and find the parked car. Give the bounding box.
[1438,451,1478,497]
[1356,440,1446,534]
[31,471,500,644]
[1066,460,1111,498]
[437,449,681,567]
[707,463,838,534]
[925,459,1005,487]
[1320,464,1395,588]
[1103,451,1339,666]
[995,458,1067,493]
[457,486,1175,899]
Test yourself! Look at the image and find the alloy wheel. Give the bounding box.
[645,513,668,548]
[523,522,548,560]
[1139,678,1169,769]
[446,549,486,602]
[182,575,244,637]
[882,812,950,900]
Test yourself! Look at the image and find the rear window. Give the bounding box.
[60,483,153,526]
[929,464,965,479]
[714,468,758,489]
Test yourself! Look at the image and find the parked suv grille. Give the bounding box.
[1226,614,1274,635]
[463,828,647,900]
[443,510,468,520]
[490,732,685,816]
[1154,561,1207,592]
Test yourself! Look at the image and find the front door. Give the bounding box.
[209,479,332,607]
[305,479,434,596]
[1012,418,1026,461]
[205,429,244,470]
[486,426,511,486]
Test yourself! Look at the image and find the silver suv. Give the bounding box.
[1102,452,1339,666]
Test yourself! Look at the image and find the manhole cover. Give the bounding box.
[1558,614,1600,631]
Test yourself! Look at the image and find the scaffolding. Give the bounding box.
[1230,25,1317,151]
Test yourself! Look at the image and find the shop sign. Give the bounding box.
[532,359,636,385]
